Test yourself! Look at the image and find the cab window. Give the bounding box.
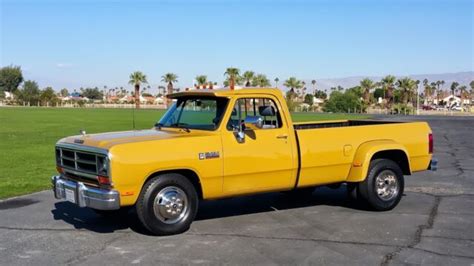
[227,98,283,130]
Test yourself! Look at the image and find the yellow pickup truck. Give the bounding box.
[52,88,437,235]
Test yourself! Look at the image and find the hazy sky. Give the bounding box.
[1,0,473,90]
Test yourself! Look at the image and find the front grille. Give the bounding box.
[55,146,109,179]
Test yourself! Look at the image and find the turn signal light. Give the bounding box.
[98,175,111,185]
[56,166,63,174]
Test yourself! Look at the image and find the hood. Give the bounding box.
[58,128,213,149]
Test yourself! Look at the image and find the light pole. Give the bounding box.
[416,82,420,115]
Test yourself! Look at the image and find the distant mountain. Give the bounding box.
[297,71,474,92]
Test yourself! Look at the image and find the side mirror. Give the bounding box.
[243,116,263,130]
[234,116,263,143]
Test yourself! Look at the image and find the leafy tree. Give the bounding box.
[224,67,240,90]
[16,80,40,105]
[345,86,363,98]
[323,91,363,113]
[39,87,58,105]
[129,71,148,109]
[242,71,255,87]
[0,65,24,92]
[360,78,376,103]
[274,77,279,87]
[82,87,103,100]
[311,80,316,92]
[252,74,270,87]
[285,90,298,111]
[195,75,207,86]
[60,88,69,97]
[373,88,384,100]
[314,90,327,100]
[304,94,314,105]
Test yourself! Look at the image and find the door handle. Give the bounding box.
[276,134,288,139]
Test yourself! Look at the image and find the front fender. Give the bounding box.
[346,140,410,182]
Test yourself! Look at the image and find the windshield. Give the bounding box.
[157,96,229,131]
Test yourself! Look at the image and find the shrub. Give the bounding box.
[323,91,364,113]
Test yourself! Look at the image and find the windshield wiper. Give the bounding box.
[155,123,164,130]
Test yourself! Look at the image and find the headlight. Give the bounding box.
[97,156,109,176]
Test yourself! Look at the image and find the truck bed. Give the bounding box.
[292,119,432,188]
[293,120,401,130]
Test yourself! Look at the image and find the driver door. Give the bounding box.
[221,97,296,195]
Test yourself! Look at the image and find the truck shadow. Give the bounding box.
[195,186,371,221]
[50,186,379,235]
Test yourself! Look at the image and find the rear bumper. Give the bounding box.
[428,158,438,171]
[52,175,120,210]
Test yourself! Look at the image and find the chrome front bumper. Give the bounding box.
[52,175,120,210]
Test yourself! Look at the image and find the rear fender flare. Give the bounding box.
[346,140,410,182]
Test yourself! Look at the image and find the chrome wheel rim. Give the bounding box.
[153,186,188,224]
[375,170,399,201]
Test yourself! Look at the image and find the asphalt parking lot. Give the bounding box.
[1,115,473,265]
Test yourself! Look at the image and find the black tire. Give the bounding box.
[358,159,404,211]
[346,183,359,201]
[136,173,198,236]
[94,207,131,218]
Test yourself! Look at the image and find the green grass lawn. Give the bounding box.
[0,107,368,199]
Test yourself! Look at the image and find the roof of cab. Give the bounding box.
[168,87,283,98]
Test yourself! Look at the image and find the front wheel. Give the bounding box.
[136,173,198,235]
[358,159,404,211]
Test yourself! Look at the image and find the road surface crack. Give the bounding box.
[64,233,129,265]
[187,232,405,248]
[380,196,441,266]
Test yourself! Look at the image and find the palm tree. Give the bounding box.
[300,81,306,98]
[396,77,416,104]
[360,78,376,103]
[224,67,240,90]
[284,77,303,101]
[242,71,255,87]
[252,74,271,87]
[423,79,434,103]
[274,77,279,88]
[381,75,396,108]
[162,73,178,106]
[459,85,467,110]
[450,81,459,96]
[128,71,148,109]
[311,80,316,93]
[195,75,207,86]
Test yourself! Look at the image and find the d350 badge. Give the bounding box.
[198,152,220,160]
